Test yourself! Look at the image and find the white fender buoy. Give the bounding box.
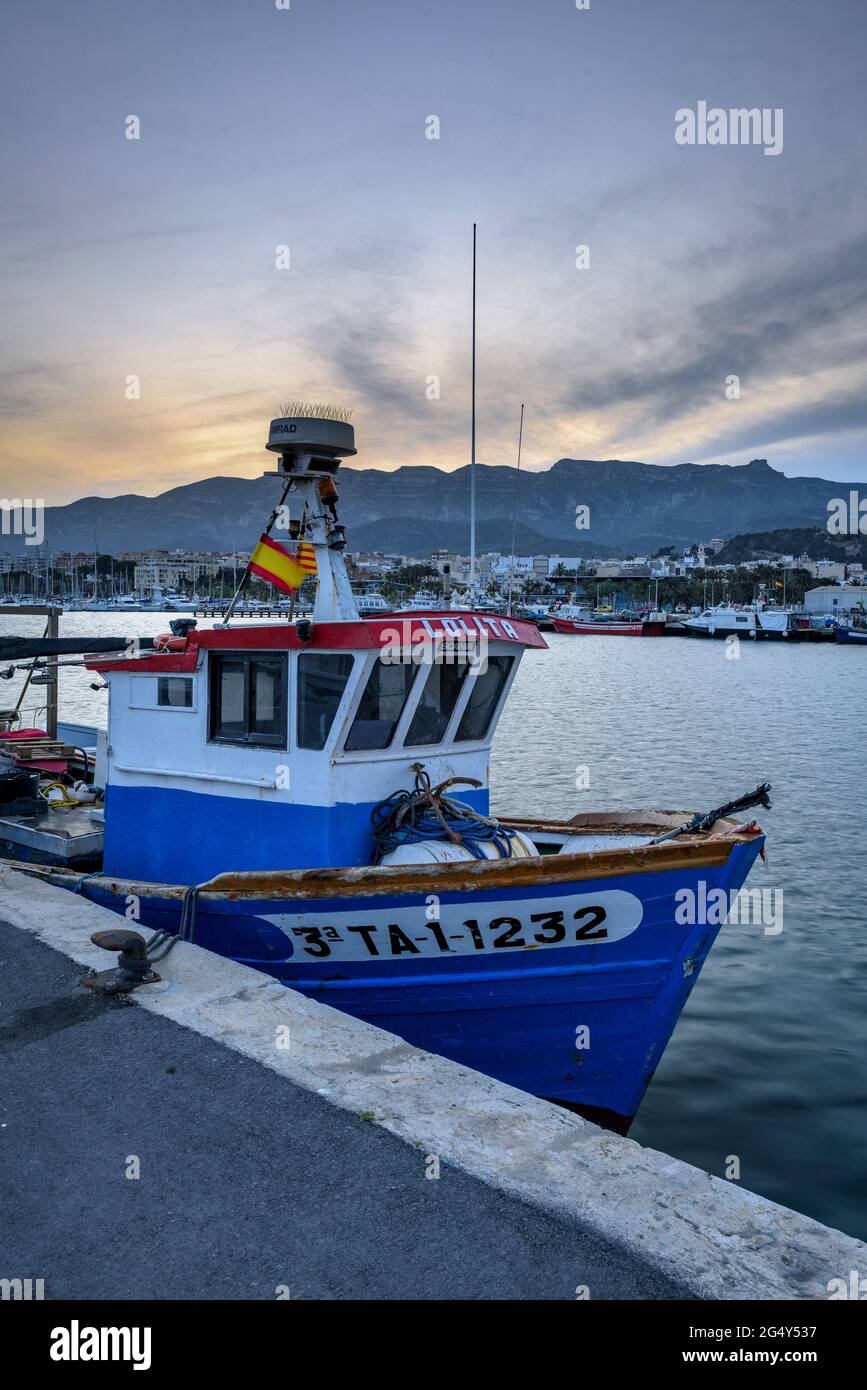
[381,830,538,867]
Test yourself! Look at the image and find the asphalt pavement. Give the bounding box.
[0,920,689,1300]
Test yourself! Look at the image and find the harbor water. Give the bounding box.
[3,611,866,1240]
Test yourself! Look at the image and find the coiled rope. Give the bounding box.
[371,764,516,863]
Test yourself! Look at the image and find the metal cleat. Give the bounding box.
[81,929,160,995]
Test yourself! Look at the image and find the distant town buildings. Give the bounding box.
[3,535,867,605]
[809,559,847,583]
[650,557,689,578]
[133,557,222,593]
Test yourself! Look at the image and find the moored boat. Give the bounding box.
[834,622,867,644]
[354,591,391,615]
[548,602,666,636]
[396,587,443,612]
[1,409,771,1131]
[679,603,797,640]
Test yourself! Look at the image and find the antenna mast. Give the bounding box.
[469,222,477,603]
[506,403,525,616]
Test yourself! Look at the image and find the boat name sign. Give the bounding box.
[380,615,523,643]
[259,889,644,962]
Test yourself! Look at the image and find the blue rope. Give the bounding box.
[73,871,103,896]
[371,772,516,862]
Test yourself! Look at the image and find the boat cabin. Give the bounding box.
[88,612,545,883]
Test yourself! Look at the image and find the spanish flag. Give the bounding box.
[247,534,317,593]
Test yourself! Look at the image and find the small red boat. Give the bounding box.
[548,604,666,636]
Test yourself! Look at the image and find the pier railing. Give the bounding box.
[191,603,314,619]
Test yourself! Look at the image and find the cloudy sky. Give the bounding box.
[2,0,866,503]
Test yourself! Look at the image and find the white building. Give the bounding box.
[810,559,847,582]
[650,557,688,578]
[490,554,534,576]
[429,548,460,576]
[803,585,867,615]
[680,544,708,570]
[134,559,221,593]
[490,555,548,580]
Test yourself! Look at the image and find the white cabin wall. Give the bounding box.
[104,643,515,811]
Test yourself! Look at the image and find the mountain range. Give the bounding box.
[1,457,858,558]
[714,527,867,566]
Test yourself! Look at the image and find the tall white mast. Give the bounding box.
[506,403,525,616]
[469,222,477,603]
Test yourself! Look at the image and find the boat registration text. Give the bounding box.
[259,889,644,962]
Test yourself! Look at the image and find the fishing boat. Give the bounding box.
[679,604,796,640]
[548,602,667,636]
[834,621,867,645]
[0,410,772,1131]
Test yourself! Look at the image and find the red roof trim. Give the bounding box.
[86,610,546,672]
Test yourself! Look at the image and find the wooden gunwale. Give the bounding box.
[1,812,760,903]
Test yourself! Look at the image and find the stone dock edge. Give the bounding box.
[2,865,863,1301]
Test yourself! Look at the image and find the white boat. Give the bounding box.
[397,588,443,611]
[680,604,795,640]
[354,592,391,614]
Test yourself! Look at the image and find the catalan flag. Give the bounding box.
[247,534,317,593]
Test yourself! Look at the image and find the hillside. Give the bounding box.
[1,457,861,558]
[715,527,867,566]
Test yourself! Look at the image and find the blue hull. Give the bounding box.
[834,626,867,644]
[72,836,764,1128]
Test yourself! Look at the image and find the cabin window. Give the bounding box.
[209,652,287,747]
[455,655,515,742]
[344,658,415,751]
[405,660,470,746]
[157,677,193,708]
[297,652,354,749]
